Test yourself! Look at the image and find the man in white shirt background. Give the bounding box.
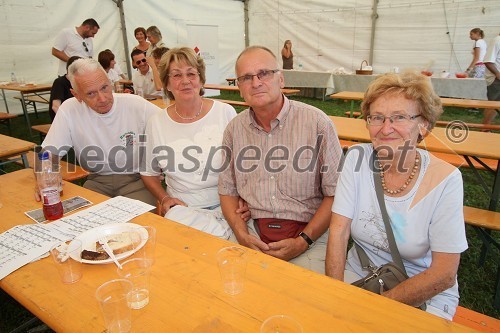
[52,18,100,76]
[131,49,162,97]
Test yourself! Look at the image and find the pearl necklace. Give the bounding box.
[174,100,203,120]
[379,153,420,195]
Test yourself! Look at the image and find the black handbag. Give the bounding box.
[351,152,426,310]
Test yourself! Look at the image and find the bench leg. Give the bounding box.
[495,264,500,309]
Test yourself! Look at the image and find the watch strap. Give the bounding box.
[298,231,314,247]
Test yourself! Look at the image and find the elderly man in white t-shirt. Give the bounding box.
[131,49,162,97]
[40,58,161,206]
[52,18,99,76]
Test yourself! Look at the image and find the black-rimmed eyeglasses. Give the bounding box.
[82,42,89,53]
[135,58,147,66]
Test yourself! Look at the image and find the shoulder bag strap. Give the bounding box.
[371,150,407,274]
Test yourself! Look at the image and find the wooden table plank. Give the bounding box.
[0,169,475,332]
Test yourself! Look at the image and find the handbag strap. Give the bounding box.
[371,150,407,274]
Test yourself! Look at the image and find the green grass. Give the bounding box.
[0,93,498,331]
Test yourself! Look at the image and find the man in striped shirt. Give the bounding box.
[219,46,342,274]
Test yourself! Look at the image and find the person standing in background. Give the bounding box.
[466,28,487,78]
[48,56,81,121]
[281,40,293,70]
[482,33,500,125]
[146,26,167,57]
[52,18,99,76]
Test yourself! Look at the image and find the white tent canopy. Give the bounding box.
[1,0,499,114]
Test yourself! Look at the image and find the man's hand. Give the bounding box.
[235,198,251,222]
[238,232,270,252]
[160,196,187,216]
[264,236,308,261]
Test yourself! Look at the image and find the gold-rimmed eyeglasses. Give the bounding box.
[236,69,279,85]
[366,114,421,126]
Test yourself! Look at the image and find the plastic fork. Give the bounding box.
[98,236,123,269]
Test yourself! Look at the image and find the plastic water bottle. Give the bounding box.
[136,86,144,98]
[35,151,63,220]
[10,72,17,82]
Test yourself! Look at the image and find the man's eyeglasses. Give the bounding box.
[82,42,89,53]
[366,114,421,126]
[236,69,279,85]
[135,58,147,66]
[167,71,200,81]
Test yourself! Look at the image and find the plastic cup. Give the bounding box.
[216,246,247,295]
[96,279,133,333]
[260,315,303,333]
[131,225,156,265]
[115,82,124,93]
[117,258,152,310]
[49,240,83,284]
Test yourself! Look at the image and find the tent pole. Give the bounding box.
[112,0,132,79]
[244,0,249,47]
[369,0,379,66]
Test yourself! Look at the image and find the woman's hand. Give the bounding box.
[236,198,251,221]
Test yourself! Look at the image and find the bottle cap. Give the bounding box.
[38,151,50,160]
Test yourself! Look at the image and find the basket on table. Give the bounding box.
[355,60,373,75]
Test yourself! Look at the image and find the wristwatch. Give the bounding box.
[298,231,314,249]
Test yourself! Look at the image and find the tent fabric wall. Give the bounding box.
[0,0,245,114]
[247,0,500,74]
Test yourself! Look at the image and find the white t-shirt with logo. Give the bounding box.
[42,93,161,175]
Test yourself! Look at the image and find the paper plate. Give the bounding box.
[69,223,147,264]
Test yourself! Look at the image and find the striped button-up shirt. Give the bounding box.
[219,96,342,223]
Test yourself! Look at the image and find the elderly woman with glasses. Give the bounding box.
[325,71,468,319]
[140,47,249,239]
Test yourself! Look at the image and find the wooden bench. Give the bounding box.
[225,78,236,86]
[11,150,89,182]
[464,206,500,231]
[0,112,17,134]
[435,120,500,132]
[32,124,51,141]
[344,111,362,118]
[13,95,50,118]
[453,306,499,333]
[213,99,249,107]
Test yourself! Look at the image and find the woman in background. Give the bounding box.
[98,49,125,84]
[467,28,487,78]
[133,27,150,54]
[281,40,293,69]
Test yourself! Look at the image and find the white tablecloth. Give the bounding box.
[283,70,488,100]
[282,70,335,95]
[332,74,488,100]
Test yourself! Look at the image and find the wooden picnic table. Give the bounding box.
[0,133,34,168]
[0,169,477,332]
[0,82,52,137]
